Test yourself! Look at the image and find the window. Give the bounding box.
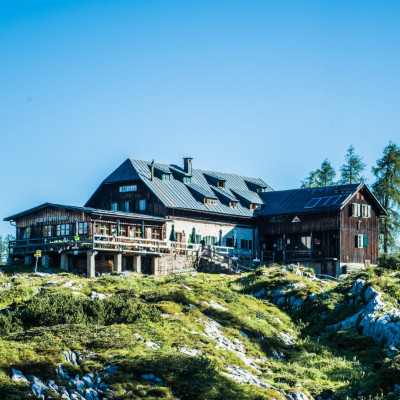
[230,201,238,208]
[226,237,234,247]
[120,225,127,236]
[217,180,226,188]
[138,199,147,211]
[42,225,52,237]
[352,203,362,217]
[152,228,162,240]
[183,176,191,185]
[111,202,118,211]
[119,185,137,192]
[161,174,171,181]
[204,198,217,205]
[134,227,142,238]
[57,224,70,236]
[257,186,268,193]
[356,234,368,248]
[100,224,109,236]
[124,201,131,212]
[26,227,31,239]
[241,239,252,250]
[250,203,261,210]
[78,222,88,235]
[362,204,371,218]
[276,238,283,250]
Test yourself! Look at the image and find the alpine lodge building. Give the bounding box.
[4,157,386,277]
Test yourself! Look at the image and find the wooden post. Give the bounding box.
[310,232,314,259]
[282,234,286,264]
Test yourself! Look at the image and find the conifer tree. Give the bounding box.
[339,145,366,184]
[318,159,336,187]
[372,142,400,253]
[301,159,336,188]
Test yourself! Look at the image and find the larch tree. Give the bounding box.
[339,145,367,184]
[372,141,400,253]
[301,159,336,188]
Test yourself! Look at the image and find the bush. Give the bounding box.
[378,253,400,271]
[0,291,161,333]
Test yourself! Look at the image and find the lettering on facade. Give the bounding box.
[35,216,69,224]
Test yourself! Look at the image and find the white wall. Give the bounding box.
[165,218,255,248]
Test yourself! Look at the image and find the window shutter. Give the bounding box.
[360,204,363,217]
[363,235,368,248]
[352,203,357,216]
[355,235,359,248]
[368,205,371,218]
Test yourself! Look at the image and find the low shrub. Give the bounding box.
[378,253,400,271]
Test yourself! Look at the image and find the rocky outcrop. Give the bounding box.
[329,279,400,350]
[10,353,117,399]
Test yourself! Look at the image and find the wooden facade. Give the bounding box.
[257,185,385,276]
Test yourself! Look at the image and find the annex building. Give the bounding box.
[4,157,386,277]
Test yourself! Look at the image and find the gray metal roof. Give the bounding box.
[256,183,387,216]
[4,203,167,222]
[90,158,272,217]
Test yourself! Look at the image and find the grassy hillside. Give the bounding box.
[0,262,399,399]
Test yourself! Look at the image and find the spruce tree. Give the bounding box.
[339,145,366,184]
[318,159,336,186]
[372,142,400,253]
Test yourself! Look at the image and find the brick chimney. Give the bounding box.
[183,157,193,175]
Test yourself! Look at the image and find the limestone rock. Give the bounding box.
[222,365,274,389]
[11,369,29,384]
[63,350,81,367]
[103,365,118,377]
[27,375,48,400]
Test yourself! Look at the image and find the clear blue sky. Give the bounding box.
[1,0,399,237]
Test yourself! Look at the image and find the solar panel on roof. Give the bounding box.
[305,198,321,208]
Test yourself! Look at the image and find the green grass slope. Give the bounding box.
[0,263,399,399]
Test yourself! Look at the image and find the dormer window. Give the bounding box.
[183,176,191,185]
[250,203,261,211]
[257,186,268,193]
[161,173,171,181]
[217,180,226,188]
[230,201,238,208]
[204,197,217,206]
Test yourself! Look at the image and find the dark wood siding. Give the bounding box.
[258,211,340,236]
[339,190,380,265]
[85,181,167,217]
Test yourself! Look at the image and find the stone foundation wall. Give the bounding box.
[155,254,197,275]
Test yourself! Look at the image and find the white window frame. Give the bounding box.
[356,234,363,248]
[119,185,137,192]
[352,203,362,217]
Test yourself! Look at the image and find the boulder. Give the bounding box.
[27,375,48,399]
[85,387,99,400]
[11,369,29,384]
[63,350,80,367]
[103,365,118,377]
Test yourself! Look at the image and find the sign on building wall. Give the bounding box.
[35,216,69,225]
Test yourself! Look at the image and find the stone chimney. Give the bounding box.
[183,157,193,175]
